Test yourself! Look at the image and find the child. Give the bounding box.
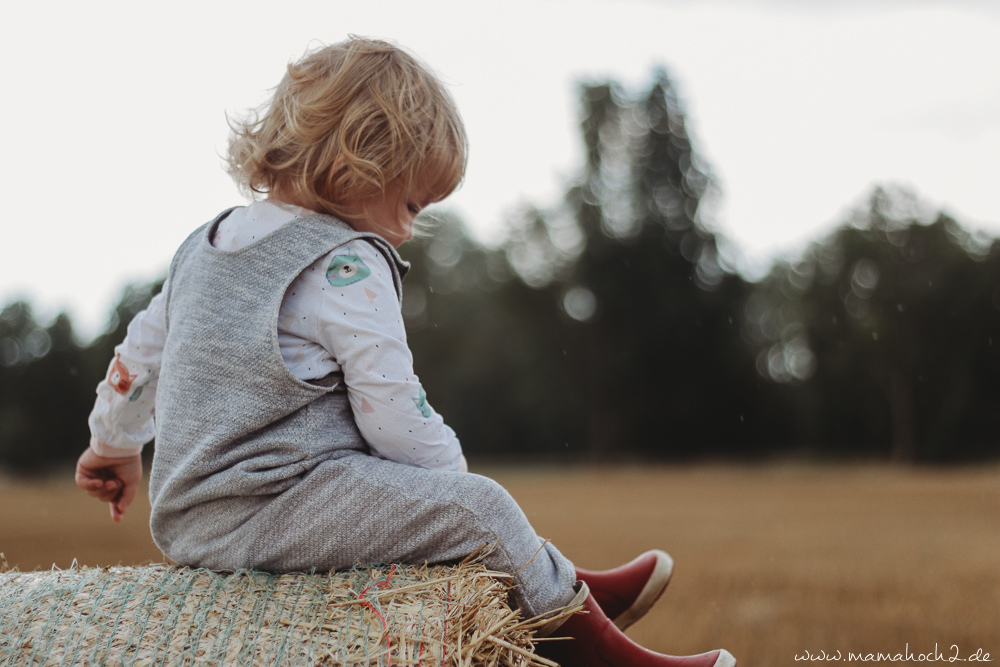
[75,37,734,667]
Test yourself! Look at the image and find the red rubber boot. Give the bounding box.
[575,550,674,630]
[536,583,736,667]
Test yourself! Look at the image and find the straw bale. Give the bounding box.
[0,554,575,666]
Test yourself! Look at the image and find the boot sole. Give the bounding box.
[615,549,674,631]
[714,649,737,666]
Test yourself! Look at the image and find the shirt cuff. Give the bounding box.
[90,438,143,459]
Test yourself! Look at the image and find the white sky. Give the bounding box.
[1,0,998,339]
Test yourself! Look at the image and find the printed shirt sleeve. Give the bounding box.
[87,288,166,458]
[305,240,466,472]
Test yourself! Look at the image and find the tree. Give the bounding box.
[747,185,1000,462]
[498,71,769,460]
[0,277,166,472]
[0,302,92,471]
[400,211,589,458]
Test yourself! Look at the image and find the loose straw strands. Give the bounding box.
[0,554,577,667]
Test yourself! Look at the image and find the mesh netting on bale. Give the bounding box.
[0,556,573,666]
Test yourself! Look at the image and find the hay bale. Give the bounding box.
[0,555,572,666]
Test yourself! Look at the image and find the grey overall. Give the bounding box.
[149,210,576,616]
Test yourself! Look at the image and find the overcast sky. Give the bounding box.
[1,0,997,338]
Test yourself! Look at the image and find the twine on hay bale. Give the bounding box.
[0,551,578,666]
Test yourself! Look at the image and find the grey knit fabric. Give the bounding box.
[149,210,576,616]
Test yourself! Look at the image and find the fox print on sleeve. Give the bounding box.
[88,289,167,457]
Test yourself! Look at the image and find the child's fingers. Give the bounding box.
[110,491,132,522]
[80,478,118,490]
[80,478,122,501]
[118,481,138,510]
[97,481,123,502]
[75,469,100,489]
[110,480,139,522]
[76,467,114,488]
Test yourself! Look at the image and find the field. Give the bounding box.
[2,463,998,665]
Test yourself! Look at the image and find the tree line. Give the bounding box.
[2,71,998,472]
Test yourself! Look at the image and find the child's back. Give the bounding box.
[150,208,398,568]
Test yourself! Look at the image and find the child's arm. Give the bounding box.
[307,241,467,472]
[79,289,167,519]
[88,291,166,457]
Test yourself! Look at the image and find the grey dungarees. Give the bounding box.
[149,210,576,616]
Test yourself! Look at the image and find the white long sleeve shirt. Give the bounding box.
[88,201,466,472]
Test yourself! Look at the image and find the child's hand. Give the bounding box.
[75,447,143,523]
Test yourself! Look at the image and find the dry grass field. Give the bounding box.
[1,463,997,665]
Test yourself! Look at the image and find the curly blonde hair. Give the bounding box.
[226,37,467,222]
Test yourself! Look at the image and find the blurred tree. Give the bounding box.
[747,185,1000,462]
[4,78,998,470]
[400,212,588,458]
[0,279,164,472]
[493,71,773,460]
[0,302,92,471]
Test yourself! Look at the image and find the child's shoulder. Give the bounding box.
[323,238,393,288]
